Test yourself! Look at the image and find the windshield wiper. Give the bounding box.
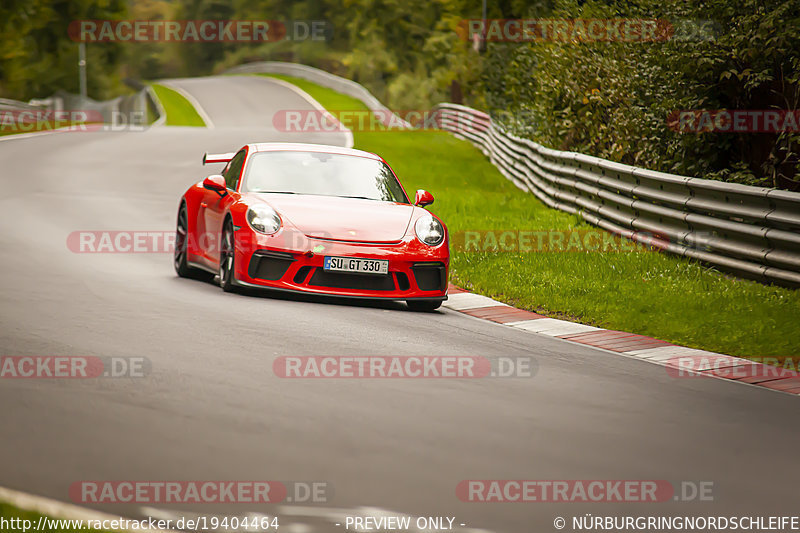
[340,195,375,200]
[254,190,298,194]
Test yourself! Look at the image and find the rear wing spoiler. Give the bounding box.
[203,152,235,165]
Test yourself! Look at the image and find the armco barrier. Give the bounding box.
[434,103,800,287]
[0,98,44,112]
[224,61,411,128]
[124,78,166,127]
[3,83,164,128]
[52,89,151,125]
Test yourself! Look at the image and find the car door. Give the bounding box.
[204,149,246,265]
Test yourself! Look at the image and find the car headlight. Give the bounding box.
[246,205,281,234]
[414,216,444,246]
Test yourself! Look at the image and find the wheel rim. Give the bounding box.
[174,207,187,269]
[220,225,233,286]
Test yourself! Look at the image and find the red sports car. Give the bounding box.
[174,143,449,311]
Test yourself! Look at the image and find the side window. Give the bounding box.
[223,150,246,190]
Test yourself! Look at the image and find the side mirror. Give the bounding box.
[414,189,434,207]
[203,175,227,196]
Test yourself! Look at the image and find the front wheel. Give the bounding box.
[219,220,237,293]
[406,299,443,312]
[175,203,213,281]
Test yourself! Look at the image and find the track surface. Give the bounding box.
[1,75,798,533]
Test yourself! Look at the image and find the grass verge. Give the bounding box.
[0,501,107,533]
[255,73,800,363]
[150,84,205,127]
[0,119,99,137]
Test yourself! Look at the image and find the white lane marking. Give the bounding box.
[0,486,173,532]
[443,292,508,311]
[260,76,354,149]
[161,83,215,129]
[285,524,313,533]
[646,350,698,363]
[506,317,600,337]
[626,345,704,359]
[672,355,758,371]
[626,345,755,365]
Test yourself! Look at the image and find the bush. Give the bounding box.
[480,0,800,190]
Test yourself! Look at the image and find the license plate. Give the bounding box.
[324,256,388,275]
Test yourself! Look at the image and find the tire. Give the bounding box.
[219,219,237,293]
[406,299,443,312]
[174,203,213,281]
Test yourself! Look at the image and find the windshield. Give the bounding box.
[243,151,409,203]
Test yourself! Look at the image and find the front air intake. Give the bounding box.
[248,251,296,281]
[411,262,446,291]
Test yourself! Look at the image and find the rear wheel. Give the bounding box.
[406,299,443,312]
[219,220,237,293]
[174,203,212,281]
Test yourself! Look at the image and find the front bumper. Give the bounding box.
[231,228,449,300]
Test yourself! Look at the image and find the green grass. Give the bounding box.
[0,125,49,137]
[150,83,205,127]
[258,74,371,114]
[253,74,800,363]
[0,501,110,532]
[0,117,98,137]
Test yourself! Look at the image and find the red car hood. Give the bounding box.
[255,194,415,243]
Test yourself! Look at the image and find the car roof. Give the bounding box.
[249,143,381,161]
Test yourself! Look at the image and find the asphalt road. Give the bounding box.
[1,75,798,533]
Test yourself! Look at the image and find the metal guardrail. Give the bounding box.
[0,98,45,112]
[125,79,166,127]
[434,103,800,287]
[224,61,411,128]
[1,86,163,128]
[145,86,166,126]
[51,89,152,125]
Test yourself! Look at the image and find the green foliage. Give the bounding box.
[205,0,488,109]
[4,0,798,189]
[481,0,800,189]
[0,0,128,99]
[120,0,185,80]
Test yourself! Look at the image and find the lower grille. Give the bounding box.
[293,265,313,284]
[395,272,411,291]
[248,251,296,281]
[308,268,396,291]
[412,262,446,291]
